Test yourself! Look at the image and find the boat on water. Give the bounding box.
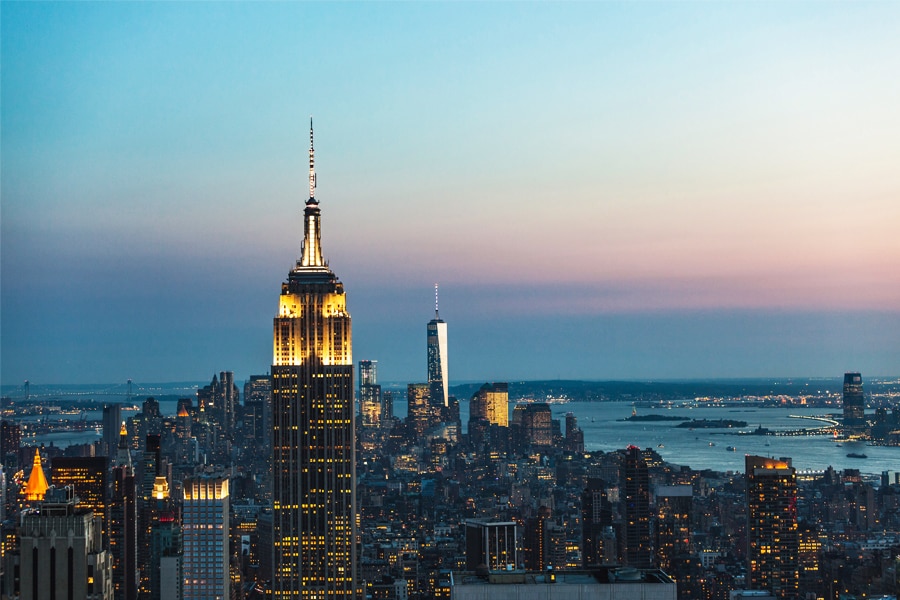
[846,452,868,459]
[657,443,664,448]
[726,446,737,452]
[708,442,716,447]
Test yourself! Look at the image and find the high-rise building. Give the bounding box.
[1,420,21,469]
[359,360,382,428]
[183,475,229,600]
[470,383,509,427]
[842,372,866,436]
[102,403,122,459]
[271,121,356,599]
[622,446,652,569]
[745,455,799,599]
[581,478,613,567]
[51,456,108,545]
[15,486,114,600]
[407,383,433,441]
[655,485,693,571]
[427,284,449,408]
[109,422,138,600]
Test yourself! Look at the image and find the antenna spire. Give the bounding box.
[308,117,316,201]
[434,283,440,318]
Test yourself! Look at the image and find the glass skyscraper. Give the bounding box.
[271,121,356,599]
[427,285,449,408]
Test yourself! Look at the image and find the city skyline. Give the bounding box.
[3,2,900,385]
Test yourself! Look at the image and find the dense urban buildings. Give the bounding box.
[270,122,357,599]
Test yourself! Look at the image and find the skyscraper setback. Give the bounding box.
[271,121,356,599]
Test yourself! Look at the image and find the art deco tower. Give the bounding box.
[426,284,449,407]
[271,121,356,599]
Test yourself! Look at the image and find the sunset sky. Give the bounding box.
[2,2,899,386]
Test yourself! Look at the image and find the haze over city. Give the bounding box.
[2,2,899,385]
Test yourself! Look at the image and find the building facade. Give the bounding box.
[427,285,449,408]
[271,121,357,599]
[183,475,229,600]
[842,372,866,436]
[745,455,799,599]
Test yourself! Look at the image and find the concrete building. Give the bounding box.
[449,568,676,600]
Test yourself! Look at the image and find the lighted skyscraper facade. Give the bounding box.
[427,285,449,408]
[271,121,356,599]
[746,455,799,599]
[470,383,509,427]
[183,475,229,600]
[842,372,865,436]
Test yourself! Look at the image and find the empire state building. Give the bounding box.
[272,121,356,599]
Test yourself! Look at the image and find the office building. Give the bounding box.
[407,383,433,441]
[470,383,509,428]
[427,284,449,408]
[582,479,613,567]
[360,360,382,428]
[102,403,122,459]
[183,475,229,600]
[622,446,652,569]
[842,372,866,436]
[110,461,138,600]
[655,485,693,571]
[51,456,108,544]
[745,455,799,599]
[271,121,356,598]
[15,486,114,600]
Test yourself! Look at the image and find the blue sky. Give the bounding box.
[2,2,899,385]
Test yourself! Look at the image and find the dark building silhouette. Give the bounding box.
[102,403,122,459]
[842,372,866,436]
[655,485,692,571]
[271,121,356,599]
[622,446,652,569]
[359,360,382,428]
[582,478,613,567]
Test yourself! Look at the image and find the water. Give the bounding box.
[550,401,899,475]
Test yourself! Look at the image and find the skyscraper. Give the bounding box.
[16,486,114,600]
[581,478,613,567]
[359,360,382,428]
[842,372,865,436]
[427,284,449,408]
[102,403,122,459]
[623,445,652,569]
[470,383,509,427]
[745,455,799,599]
[271,121,356,599]
[51,456,108,545]
[183,475,229,600]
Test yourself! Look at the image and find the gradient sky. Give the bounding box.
[2,2,899,386]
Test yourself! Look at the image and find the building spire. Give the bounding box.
[434,283,440,319]
[299,117,325,268]
[309,117,316,201]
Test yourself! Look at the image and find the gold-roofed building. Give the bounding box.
[23,448,49,501]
